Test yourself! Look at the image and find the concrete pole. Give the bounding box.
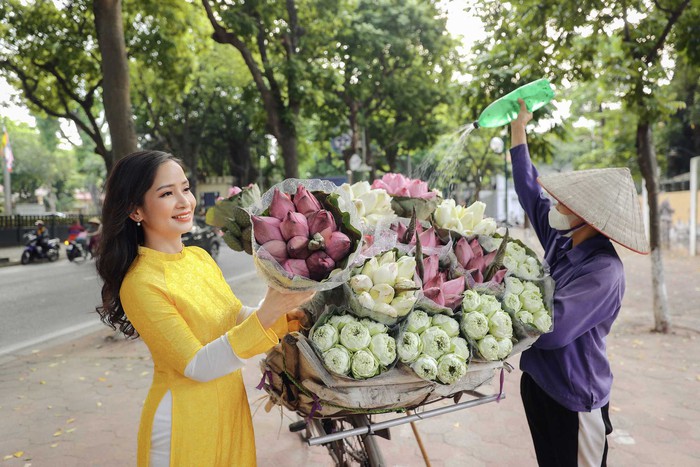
[1,144,10,215]
[690,156,698,256]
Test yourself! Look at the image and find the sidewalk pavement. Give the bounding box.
[1,231,699,466]
[0,245,26,267]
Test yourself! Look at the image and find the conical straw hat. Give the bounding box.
[537,168,650,254]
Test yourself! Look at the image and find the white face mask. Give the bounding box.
[548,205,581,233]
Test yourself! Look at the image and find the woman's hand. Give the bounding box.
[510,98,532,148]
[256,287,315,329]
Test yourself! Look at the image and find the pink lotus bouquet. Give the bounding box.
[372,173,441,221]
[416,253,467,315]
[251,179,363,291]
[453,236,508,288]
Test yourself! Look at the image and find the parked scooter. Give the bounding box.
[21,232,61,264]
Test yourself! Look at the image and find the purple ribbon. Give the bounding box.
[306,394,323,422]
[256,369,273,390]
[496,367,505,403]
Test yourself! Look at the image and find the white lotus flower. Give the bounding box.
[372,263,398,287]
[407,309,431,334]
[496,338,513,360]
[394,278,417,291]
[349,274,373,294]
[378,250,396,266]
[450,337,470,361]
[434,199,458,230]
[369,283,395,304]
[533,311,552,333]
[473,218,497,236]
[350,181,372,197]
[339,321,371,351]
[373,302,398,318]
[411,354,438,381]
[488,311,513,339]
[357,291,376,311]
[361,257,380,281]
[515,309,534,325]
[462,290,481,312]
[351,349,380,379]
[505,241,527,263]
[477,335,500,361]
[390,295,417,316]
[311,324,339,352]
[323,345,351,375]
[461,311,489,340]
[502,292,522,313]
[327,314,358,331]
[520,290,545,313]
[396,256,417,280]
[431,314,460,338]
[369,333,397,367]
[503,254,520,272]
[360,318,388,336]
[504,276,525,295]
[518,256,542,280]
[398,331,423,363]
[478,294,502,318]
[523,281,541,295]
[420,326,452,360]
[437,353,468,385]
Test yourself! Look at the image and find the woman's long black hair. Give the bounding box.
[95,150,183,338]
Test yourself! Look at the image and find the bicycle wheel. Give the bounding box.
[307,415,386,467]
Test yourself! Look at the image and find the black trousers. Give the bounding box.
[521,372,613,467]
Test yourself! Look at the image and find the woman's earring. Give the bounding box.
[137,221,141,226]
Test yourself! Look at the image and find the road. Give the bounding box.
[0,246,256,356]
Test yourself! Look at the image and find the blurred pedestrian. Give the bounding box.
[95,150,312,466]
[509,98,649,467]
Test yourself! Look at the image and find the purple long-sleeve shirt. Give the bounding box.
[511,144,625,412]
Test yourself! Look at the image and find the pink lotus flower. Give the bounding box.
[282,259,310,278]
[442,277,466,309]
[394,221,424,244]
[306,251,336,281]
[252,216,284,244]
[371,173,436,199]
[454,237,506,285]
[280,211,309,241]
[262,239,288,263]
[422,254,440,285]
[323,231,352,262]
[423,287,445,307]
[228,186,242,197]
[269,189,296,220]
[308,210,337,236]
[293,185,322,217]
[287,235,311,259]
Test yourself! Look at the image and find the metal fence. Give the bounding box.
[0,214,100,247]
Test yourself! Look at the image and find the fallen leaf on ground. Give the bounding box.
[14,452,24,458]
[66,418,75,424]
[3,455,13,461]
[98,377,107,382]
[50,444,58,448]
[66,428,75,434]
[140,371,149,377]
[39,381,46,385]
[96,401,102,407]
[53,430,62,437]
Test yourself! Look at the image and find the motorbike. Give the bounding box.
[64,232,90,263]
[21,232,61,264]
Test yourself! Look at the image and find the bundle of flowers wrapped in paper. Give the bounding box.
[397,309,470,384]
[502,276,553,336]
[250,179,363,291]
[460,290,515,362]
[338,181,398,229]
[452,235,508,288]
[432,199,498,241]
[205,184,262,254]
[346,249,419,325]
[371,173,441,220]
[415,252,466,315]
[310,307,399,380]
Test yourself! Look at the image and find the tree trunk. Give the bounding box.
[279,129,299,179]
[93,0,137,168]
[228,140,257,186]
[637,122,671,333]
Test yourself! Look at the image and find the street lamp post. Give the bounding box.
[490,136,506,225]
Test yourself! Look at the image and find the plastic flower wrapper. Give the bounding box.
[437,353,468,385]
[311,323,339,352]
[338,181,398,229]
[322,345,352,376]
[345,248,419,325]
[372,173,441,220]
[420,326,452,360]
[360,318,388,336]
[205,184,262,254]
[431,314,460,338]
[339,321,371,351]
[476,335,500,361]
[351,349,380,379]
[397,331,423,363]
[250,178,363,292]
[433,199,497,239]
[450,337,471,362]
[461,311,489,340]
[488,311,514,340]
[411,354,438,381]
[369,333,397,367]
